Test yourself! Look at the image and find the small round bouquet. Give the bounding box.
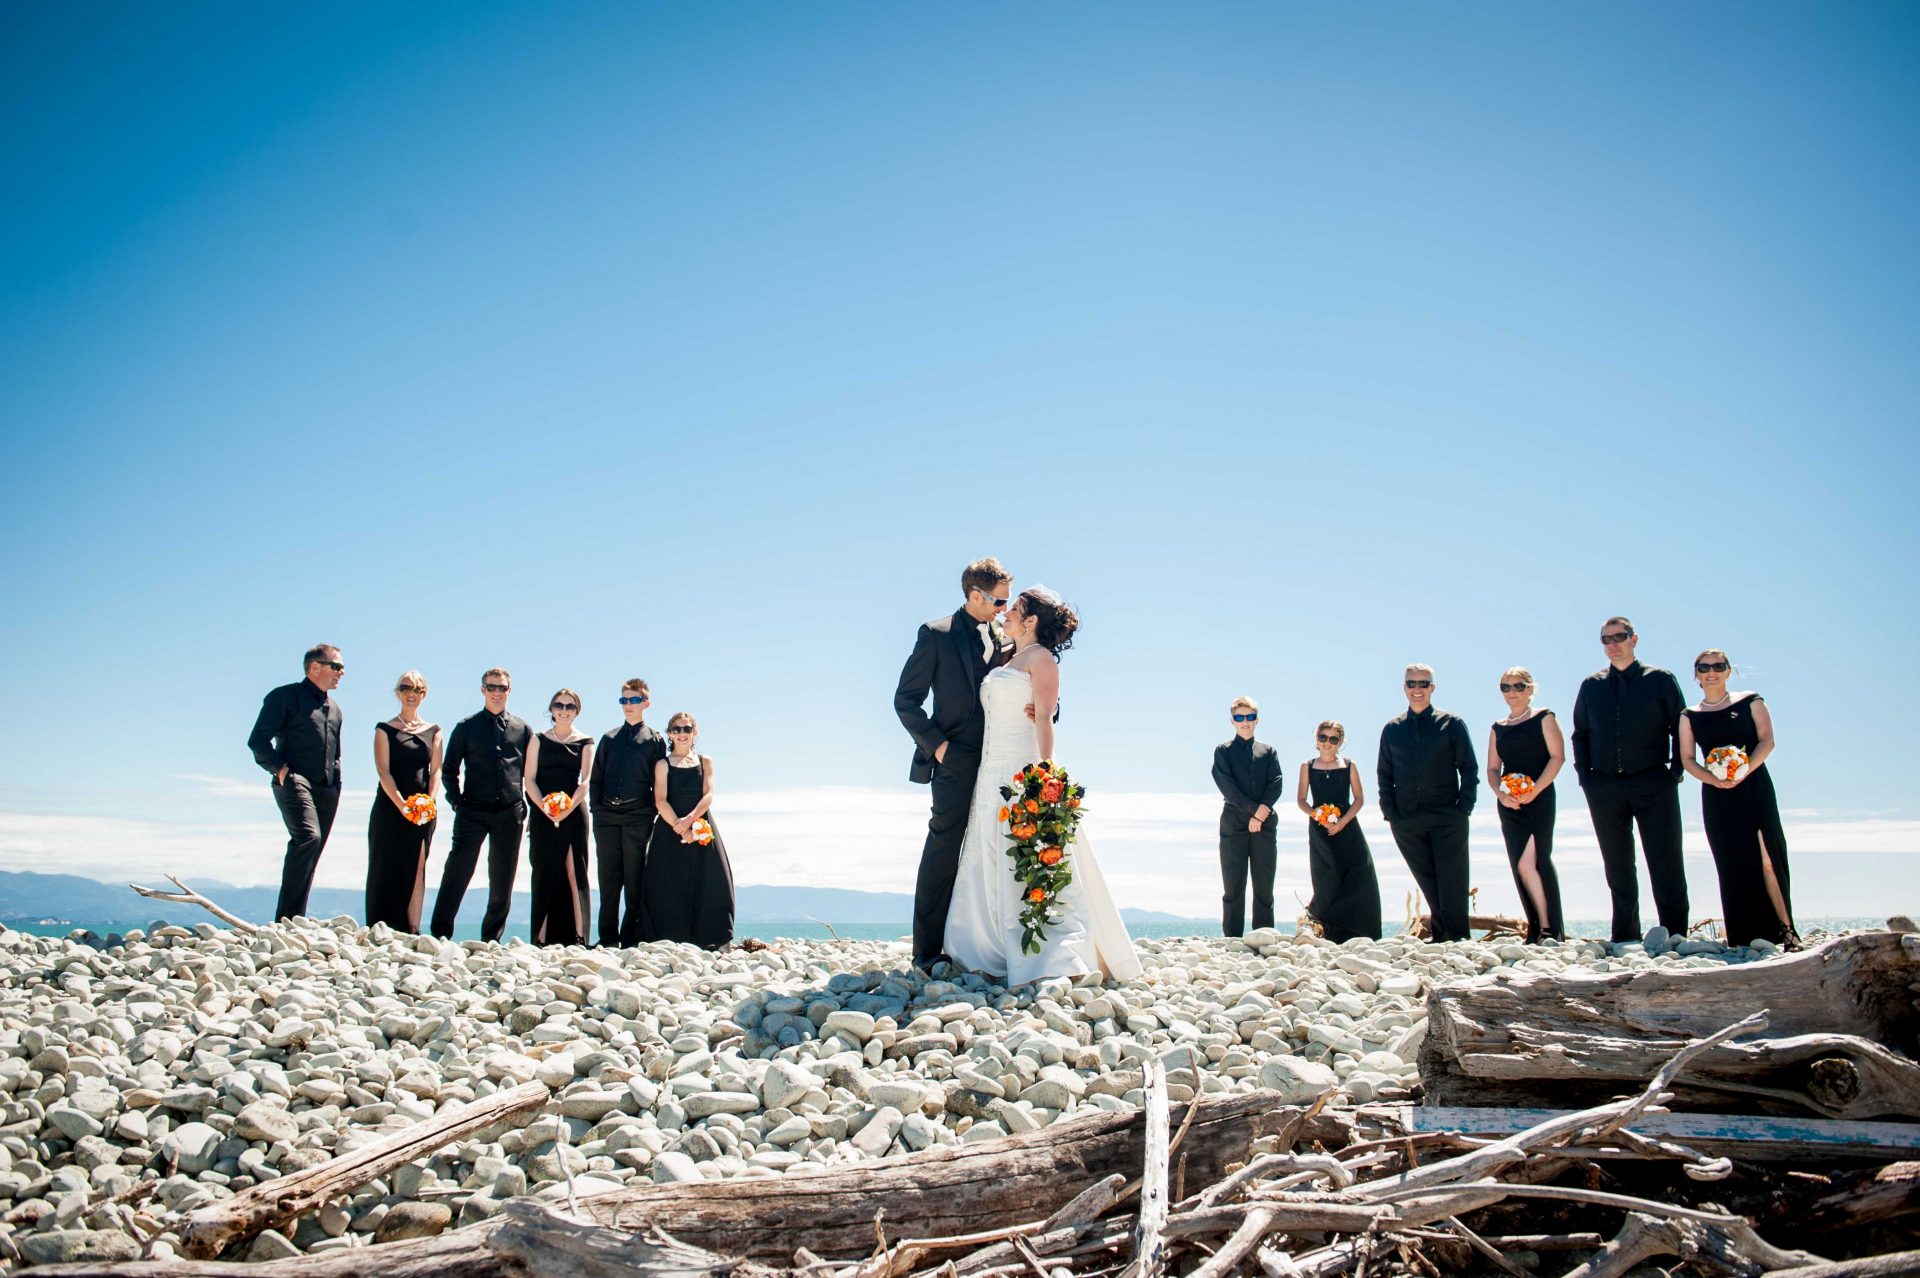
[1704,745,1750,784]
[998,760,1086,955]
[689,818,714,846]
[401,793,436,827]
[541,792,573,820]
[1500,773,1535,800]
[1311,803,1341,830]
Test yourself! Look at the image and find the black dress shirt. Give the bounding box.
[444,709,532,812]
[1572,660,1685,782]
[1377,706,1477,822]
[247,679,342,787]
[1211,737,1285,820]
[590,720,665,813]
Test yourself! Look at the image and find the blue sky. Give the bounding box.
[2,3,1915,922]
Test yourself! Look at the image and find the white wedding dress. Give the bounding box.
[944,666,1143,985]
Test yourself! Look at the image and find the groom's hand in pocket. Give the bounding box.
[933,742,948,765]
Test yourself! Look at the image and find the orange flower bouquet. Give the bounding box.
[401,793,436,827]
[1500,773,1535,800]
[689,819,714,846]
[541,792,573,820]
[1704,745,1749,784]
[999,760,1088,955]
[1311,803,1341,830]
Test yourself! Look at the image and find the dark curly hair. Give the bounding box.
[1019,589,1079,657]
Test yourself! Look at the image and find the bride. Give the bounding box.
[944,588,1143,985]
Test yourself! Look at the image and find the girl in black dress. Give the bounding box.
[367,670,442,932]
[1293,720,1382,943]
[1484,667,1566,943]
[1680,649,1797,948]
[523,689,594,945]
[643,712,735,948]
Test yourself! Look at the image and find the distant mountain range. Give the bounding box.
[0,870,1202,930]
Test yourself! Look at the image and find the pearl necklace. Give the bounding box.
[1701,692,1732,710]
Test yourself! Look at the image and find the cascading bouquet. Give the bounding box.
[1500,773,1535,800]
[401,793,436,827]
[689,819,714,845]
[999,760,1086,955]
[540,792,573,820]
[1311,803,1341,830]
[1705,745,1750,784]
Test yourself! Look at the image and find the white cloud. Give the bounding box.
[1,787,1914,922]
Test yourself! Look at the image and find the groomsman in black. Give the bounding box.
[247,643,346,921]
[895,557,1015,971]
[1572,616,1689,942]
[1211,696,1283,937]
[590,677,665,946]
[431,667,532,941]
[1377,664,1478,942]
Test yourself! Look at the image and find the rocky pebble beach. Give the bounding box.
[0,917,1797,1268]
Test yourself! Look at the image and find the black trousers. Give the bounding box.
[592,810,654,946]
[1218,812,1277,936]
[913,746,978,966]
[272,776,340,921]
[1388,810,1472,943]
[431,803,525,941]
[1583,770,1688,941]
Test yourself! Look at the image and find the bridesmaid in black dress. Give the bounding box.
[1485,667,1566,943]
[523,689,594,946]
[367,671,442,932]
[1680,649,1797,948]
[642,712,735,948]
[1293,720,1382,943]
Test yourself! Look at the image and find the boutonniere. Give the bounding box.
[990,623,1007,648]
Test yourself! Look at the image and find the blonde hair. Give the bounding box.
[394,669,427,694]
[1500,666,1533,688]
[1317,719,1345,744]
[1405,662,1434,679]
[1230,695,1259,713]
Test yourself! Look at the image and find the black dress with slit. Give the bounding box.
[1305,762,1382,943]
[1684,695,1793,946]
[527,734,590,945]
[642,757,735,948]
[1491,710,1566,941]
[367,722,437,932]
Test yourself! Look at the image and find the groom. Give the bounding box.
[895,557,1015,971]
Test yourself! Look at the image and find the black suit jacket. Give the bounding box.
[894,608,1012,783]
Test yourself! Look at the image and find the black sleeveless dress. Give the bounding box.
[527,734,590,946]
[1490,710,1565,942]
[367,722,438,932]
[1305,762,1382,943]
[1683,694,1793,946]
[642,757,735,948]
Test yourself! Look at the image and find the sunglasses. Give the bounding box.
[618,695,647,706]
[667,725,694,735]
[1600,631,1633,645]
[551,703,579,713]
[1316,733,1341,744]
[395,684,425,695]
[1404,680,1432,689]
[483,683,510,693]
[1232,713,1257,723]
[1499,682,1530,693]
[1695,661,1729,673]
[976,592,1009,607]
[318,661,344,672]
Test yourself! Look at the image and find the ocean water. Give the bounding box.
[10,916,1884,946]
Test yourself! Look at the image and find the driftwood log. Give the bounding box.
[43,1089,1316,1277]
[1420,931,1920,1117]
